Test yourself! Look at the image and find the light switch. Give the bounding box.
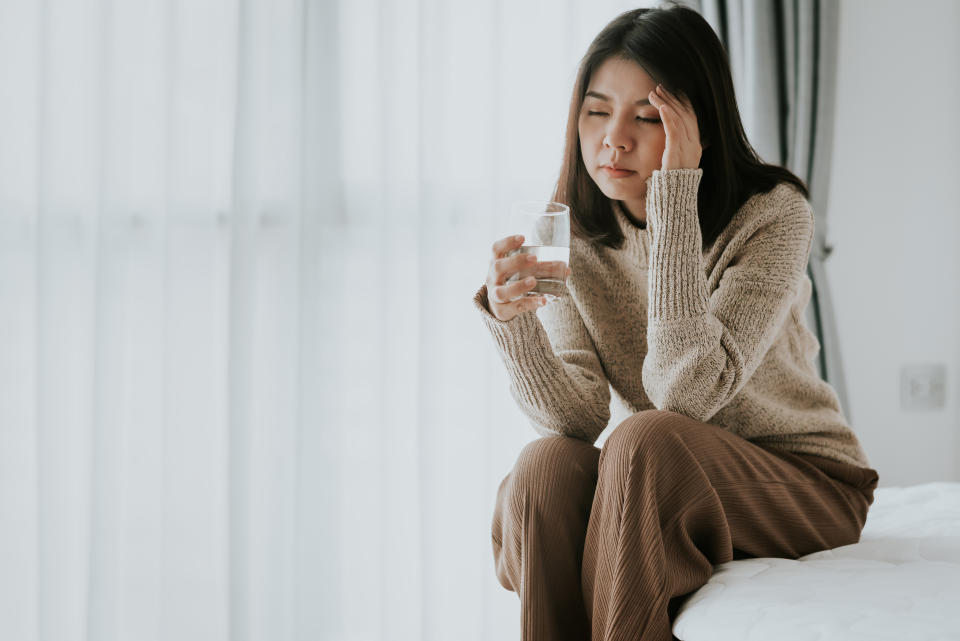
[899,363,947,411]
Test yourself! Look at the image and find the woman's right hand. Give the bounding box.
[485,234,570,322]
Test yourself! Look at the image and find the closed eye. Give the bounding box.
[586,111,661,124]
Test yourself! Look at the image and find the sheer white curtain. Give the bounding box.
[0,0,652,639]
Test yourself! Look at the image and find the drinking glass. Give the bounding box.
[505,201,570,303]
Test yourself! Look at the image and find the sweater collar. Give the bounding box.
[612,200,647,233]
[610,199,649,264]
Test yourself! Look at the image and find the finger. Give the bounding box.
[516,295,546,312]
[657,102,675,141]
[648,89,663,109]
[651,91,675,126]
[656,84,690,115]
[660,103,691,147]
[656,87,693,135]
[492,234,525,259]
[490,252,538,286]
[650,90,682,132]
[655,85,680,115]
[532,260,568,281]
[490,276,538,305]
[527,296,547,310]
[658,85,698,141]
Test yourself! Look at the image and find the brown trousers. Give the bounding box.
[491,410,879,641]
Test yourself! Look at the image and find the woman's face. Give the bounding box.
[578,56,666,223]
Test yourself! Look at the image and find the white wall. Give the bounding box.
[825,0,960,486]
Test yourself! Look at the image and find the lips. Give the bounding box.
[601,165,636,178]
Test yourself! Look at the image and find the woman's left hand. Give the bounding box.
[648,84,702,171]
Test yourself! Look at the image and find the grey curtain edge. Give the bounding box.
[806,0,851,423]
[692,0,852,422]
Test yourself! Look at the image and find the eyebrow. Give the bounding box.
[585,90,650,105]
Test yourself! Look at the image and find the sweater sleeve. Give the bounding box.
[473,283,611,444]
[641,168,814,423]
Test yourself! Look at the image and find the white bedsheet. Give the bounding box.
[673,481,960,641]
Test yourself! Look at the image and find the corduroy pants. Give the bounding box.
[491,409,880,641]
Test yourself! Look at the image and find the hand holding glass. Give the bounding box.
[505,201,570,302]
[485,201,571,323]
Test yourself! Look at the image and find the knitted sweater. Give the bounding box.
[474,168,871,469]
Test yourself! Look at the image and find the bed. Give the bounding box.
[672,481,960,640]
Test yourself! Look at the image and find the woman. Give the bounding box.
[472,4,879,641]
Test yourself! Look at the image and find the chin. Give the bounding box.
[599,182,641,200]
[597,186,620,200]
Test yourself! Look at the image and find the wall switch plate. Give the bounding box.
[900,363,947,411]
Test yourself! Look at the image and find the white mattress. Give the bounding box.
[673,482,960,640]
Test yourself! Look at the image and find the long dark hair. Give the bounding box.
[553,2,809,250]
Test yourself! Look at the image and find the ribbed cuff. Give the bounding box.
[473,283,547,359]
[646,168,709,319]
[473,283,610,443]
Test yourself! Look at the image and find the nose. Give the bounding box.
[602,116,633,152]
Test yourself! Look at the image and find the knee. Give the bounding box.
[602,409,694,461]
[508,435,600,505]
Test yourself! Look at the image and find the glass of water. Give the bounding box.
[506,201,570,303]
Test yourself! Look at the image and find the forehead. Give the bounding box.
[586,57,657,100]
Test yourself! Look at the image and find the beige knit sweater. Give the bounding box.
[474,168,871,469]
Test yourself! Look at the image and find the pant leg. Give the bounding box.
[491,435,600,641]
[581,409,880,641]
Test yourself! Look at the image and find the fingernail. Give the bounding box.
[526,254,537,262]
[524,276,535,284]
[514,235,523,241]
